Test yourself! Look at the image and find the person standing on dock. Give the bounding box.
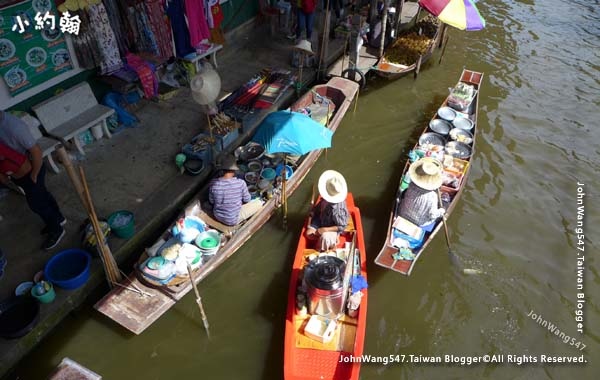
[296,0,318,42]
[0,110,66,250]
[306,170,350,251]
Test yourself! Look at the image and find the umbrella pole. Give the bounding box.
[282,153,288,229]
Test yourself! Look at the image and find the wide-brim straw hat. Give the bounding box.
[408,157,443,191]
[318,170,348,204]
[293,39,314,55]
[218,155,239,172]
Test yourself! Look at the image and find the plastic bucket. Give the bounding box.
[108,210,135,239]
[44,249,92,290]
[31,282,55,304]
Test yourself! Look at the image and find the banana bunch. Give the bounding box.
[211,112,238,136]
[386,34,433,65]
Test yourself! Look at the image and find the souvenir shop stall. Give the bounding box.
[0,0,230,109]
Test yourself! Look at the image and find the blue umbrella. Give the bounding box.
[252,111,333,156]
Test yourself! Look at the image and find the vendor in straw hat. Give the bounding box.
[399,157,446,227]
[306,170,350,251]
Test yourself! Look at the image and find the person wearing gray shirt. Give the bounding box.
[0,110,66,250]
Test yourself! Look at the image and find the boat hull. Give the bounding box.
[284,194,368,380]
[374,69,484,275]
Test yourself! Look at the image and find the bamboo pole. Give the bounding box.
[379,0,390,59]
[282,153,288,229]
[439,32,450,64]
[186,263,211,338]
[317,1,331,81]
[80,167,122,286]
[353,87,360,114]
[394,0,405,37]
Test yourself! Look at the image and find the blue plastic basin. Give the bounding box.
[44,249,92,290]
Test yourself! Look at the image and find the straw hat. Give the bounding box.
[293,39,314,55]
[318,170,348,204]
[408,157,443,191]
[218,155,239,172]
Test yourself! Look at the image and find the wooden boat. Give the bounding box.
[284,193,368,380]
[372,17,443,80]
[94,77,359,334]
[374,69,483,275]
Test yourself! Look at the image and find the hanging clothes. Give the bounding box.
[185,0,211,48]
[135,3,161,57]
[125,53,158,99]
[209,0,224,29]
[166,0,194,57]
[145,0,174,58]
[102,0,133,56]
[70,9,102,69]
[88,2,123,75]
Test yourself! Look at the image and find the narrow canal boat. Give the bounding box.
[374,69,483,275]
[95,77,359,334]
[284,193,368,380]
[372,16,443,80]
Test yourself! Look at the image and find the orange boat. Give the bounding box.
[284,193,368,380]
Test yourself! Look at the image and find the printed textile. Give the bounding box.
[125,53,158,99]
[145,0,174,58]
[88,2,123,74]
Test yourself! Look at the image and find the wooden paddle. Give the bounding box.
[437,188,460,266]
[186,263,211,338]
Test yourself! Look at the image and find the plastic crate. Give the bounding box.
[214,127,240,153]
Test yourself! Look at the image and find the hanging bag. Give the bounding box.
[0,142,27,176]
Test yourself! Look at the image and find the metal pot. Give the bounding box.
[304,256,346,318]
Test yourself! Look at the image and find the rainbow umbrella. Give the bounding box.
[419,0,486,31]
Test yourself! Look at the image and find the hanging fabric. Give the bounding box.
[166,0,194,57]
[125,53,158,99]
[135,3,161,57]
[184,0,211,48]
[70,9,103,70]
[88,2,123,74]
[209,0,224,29]
[145,0,175,58]
[102,0,133,56]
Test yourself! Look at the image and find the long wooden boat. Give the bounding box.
[372,16,443,80]
[374,69,483,275]
[284,193,368,380]
[94,77,359,334]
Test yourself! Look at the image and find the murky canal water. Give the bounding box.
[8,0,599,379]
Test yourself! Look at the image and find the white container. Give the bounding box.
[303,315,337,343]
[91,124,103,140]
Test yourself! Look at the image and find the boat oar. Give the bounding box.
[186,263,211,338]
[436,189,460,264]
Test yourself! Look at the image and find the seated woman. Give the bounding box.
[207,155,263,227]
[306,170,350,251]
[399,157,445,227]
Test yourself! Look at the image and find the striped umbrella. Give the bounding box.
[419,0,486,31]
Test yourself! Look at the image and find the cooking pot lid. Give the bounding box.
[306,256,345,290]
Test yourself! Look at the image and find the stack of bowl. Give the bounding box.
[195,230,221,256]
